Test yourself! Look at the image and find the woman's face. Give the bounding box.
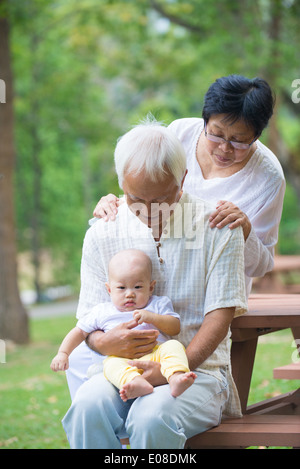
[204,114,257,170]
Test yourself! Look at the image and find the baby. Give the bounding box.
[51,249,196,401]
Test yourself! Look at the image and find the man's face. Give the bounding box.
[122,170,186,237]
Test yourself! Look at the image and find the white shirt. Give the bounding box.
[77,295,179,344]
[77,192,247,416]
[168,118,286,297]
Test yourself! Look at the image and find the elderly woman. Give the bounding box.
[94,75,286,297]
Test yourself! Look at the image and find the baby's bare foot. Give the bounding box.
[169,371,197,397]
[119,376,154,402]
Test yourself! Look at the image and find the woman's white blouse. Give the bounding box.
[169,118,286,297]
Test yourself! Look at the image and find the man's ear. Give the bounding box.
[105,282,111,295]
[181,169,188,189]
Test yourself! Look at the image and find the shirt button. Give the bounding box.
[159,258,164,264]
[163,229,168,234]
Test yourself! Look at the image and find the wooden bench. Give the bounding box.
[186,415,300,449]
[122,294,300,448]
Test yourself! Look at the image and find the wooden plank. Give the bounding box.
[231,327,282,342]
[187,415,300,448]
[273,363,300,380]
[223,415,300,424]
[188,431,300,448]
[231,294,300,329]
[246,389,300,416]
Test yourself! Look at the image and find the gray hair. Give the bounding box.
[114,116,187,188]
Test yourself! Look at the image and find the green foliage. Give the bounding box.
[279,183,300,254]
[7,0,300,292]
[248,330,299,405]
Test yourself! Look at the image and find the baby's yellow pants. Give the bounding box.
[103,339,190,389]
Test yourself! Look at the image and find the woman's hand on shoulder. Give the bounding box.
[93,193,122,221]
[209,200,251,240]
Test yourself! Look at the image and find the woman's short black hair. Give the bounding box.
[202,75,275,137]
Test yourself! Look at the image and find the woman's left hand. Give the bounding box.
[209,200,251,240]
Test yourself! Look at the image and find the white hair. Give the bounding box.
[114,116,187,188]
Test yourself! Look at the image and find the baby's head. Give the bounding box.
[105,249,156,312]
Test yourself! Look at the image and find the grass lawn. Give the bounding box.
[0,315,298,449]
[0,315,75,449]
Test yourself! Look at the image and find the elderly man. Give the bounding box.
[62,119,247,449]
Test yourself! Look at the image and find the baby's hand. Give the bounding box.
[133,309,153,325]
[50,352,69,372]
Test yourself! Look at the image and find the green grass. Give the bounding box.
[0,315,76,449]
[248,330,299,407]
[0,318,298,449]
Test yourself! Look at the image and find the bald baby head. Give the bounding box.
[108,249,153,280]
[106,249,156,311]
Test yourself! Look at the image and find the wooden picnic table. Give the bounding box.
[231,293,300,415]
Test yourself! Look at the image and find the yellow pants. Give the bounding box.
[103,339,190,389]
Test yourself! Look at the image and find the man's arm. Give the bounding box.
[185,307,235,371]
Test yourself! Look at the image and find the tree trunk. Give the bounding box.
[0,12,29,343]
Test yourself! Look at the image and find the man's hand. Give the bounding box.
[86,319,159,359]
[128,360,167,387]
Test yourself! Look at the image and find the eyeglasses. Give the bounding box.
[204,122,257,150]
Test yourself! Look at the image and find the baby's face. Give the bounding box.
[106,264,155,312]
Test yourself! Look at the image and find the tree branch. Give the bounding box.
[150,0,204,35]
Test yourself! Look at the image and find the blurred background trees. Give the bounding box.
[0,2,29,343]
[1,0,300,341]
